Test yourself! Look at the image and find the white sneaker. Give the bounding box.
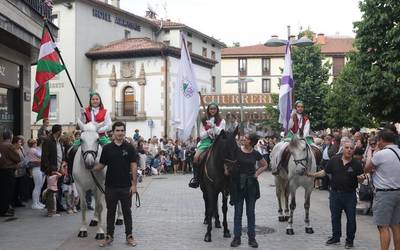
[32,204,44,210]
[38,202,45,208]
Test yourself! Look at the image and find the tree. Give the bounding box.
[291,37,331,130]
[263,93,281,132]
[325,54,376,128]
[351,0,400,122]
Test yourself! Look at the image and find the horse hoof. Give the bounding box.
[286,228,294,235]
[95,233,105,240]
[278,216,285,222]
[223,230,231,238]
[115,219,124,225]
[305,227,314,234]
[89,220,98,227]
[203,218,208,225]
[215,221,221,228]
[284,216,290,221]
[78,231,88,238]
[204,234,212,242]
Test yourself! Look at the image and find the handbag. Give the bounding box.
[359,175,373,201]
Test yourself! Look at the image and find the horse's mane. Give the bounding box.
[82,122,97,132]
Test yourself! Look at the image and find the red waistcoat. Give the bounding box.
[291,114,308,135]
[85,107,107,123]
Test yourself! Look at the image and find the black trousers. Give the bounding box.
[0,169,16,214]
[105,187,132,237]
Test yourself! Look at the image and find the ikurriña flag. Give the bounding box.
[32,26,64,121]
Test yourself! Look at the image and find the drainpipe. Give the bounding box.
[161,47,168,137]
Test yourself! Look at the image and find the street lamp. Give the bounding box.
[226,77,254,130]
[264,26,314,134]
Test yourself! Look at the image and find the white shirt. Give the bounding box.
[199,118,226,140]
[82,107,112,134]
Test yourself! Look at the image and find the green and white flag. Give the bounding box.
[171,32,200,140]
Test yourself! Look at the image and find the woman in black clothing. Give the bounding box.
[231,133,268,248]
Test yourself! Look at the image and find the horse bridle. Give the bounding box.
[82,142,99,163]
[292,139,312,172]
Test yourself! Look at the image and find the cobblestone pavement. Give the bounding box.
[0,173,381,250]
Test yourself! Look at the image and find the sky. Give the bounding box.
[120,0,362,46]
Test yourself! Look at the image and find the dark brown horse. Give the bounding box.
[200,127,239,242]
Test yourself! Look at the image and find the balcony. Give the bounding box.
[22,0,52,20]
[114,101,146,121]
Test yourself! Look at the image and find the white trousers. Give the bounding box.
[31,167,45,206]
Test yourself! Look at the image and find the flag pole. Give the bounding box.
[43,19,84,109]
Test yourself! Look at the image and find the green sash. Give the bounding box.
[73,135,111,146]
[286,131,314,145]
[197,137,213,151]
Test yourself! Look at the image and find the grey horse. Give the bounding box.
[270,135,317,235]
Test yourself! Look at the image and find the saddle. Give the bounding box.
[311,145,322,165]
[278,145,322,172]
[279,147,291,173]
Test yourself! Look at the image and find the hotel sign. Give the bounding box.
[0,58,19,88]
[202,94,272,106]
[92,8,141,31]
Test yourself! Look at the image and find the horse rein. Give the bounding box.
[81,142,105,194]
[292,140,312,175]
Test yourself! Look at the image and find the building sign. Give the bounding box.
[92,8,141,31]
[0,58,19,88]
[202,94,272,106]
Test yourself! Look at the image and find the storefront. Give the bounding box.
[201,93,273,133]
[0,0,55,140]
[0,58,21,136]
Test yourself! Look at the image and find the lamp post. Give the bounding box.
[226,77,254,131]
[264,26,313,134]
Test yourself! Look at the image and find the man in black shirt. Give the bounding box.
[309,139,365,249]
[95,121,138,247]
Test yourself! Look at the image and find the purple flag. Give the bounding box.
[279,44,294,133]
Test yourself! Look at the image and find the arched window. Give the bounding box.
[123,86,135,116]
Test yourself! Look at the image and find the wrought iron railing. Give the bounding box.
[22,0,52,20]
[115,101,138,117]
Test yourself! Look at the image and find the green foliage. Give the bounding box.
[351,0,400,122]
[263,93,281,132]
[325,54,376,128]
[291,44,330,130]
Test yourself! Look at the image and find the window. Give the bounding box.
[203,39,207,44]
[262,79,271,93]
[187,41,192,52]
[51,14,59,27]
[124,30,131,38]
[238,58,247,76]
[164,29,170,34]
[202,47,207,57]
[211,50,216,60]
[187,32,192,37]
[51,13,59,41]
[238,81,247,93]
[163,40,170,46]
[332,56,345,76]
[262,58,271,75]
[49,94,57,119]
[211,76,216,92]
[123,87,135,116]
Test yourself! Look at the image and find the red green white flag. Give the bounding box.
[32,26,65,121]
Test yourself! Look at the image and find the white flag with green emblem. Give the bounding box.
[172,32,200,140]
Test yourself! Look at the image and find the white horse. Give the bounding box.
[71,120,124,239]
[270,136,317,235]
[72,120,106,239]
